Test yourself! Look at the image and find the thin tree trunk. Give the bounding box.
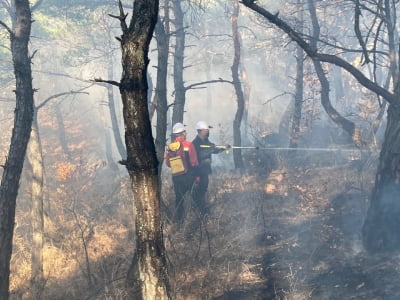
[114,1,171,298]
[106,63,127,160]
[27,110,45,298]
[290,43,303,148]
[231,0,244,169]
[332,66,344,104]
[308,0,359,146]
[289,0,304,149]
[105,128,119,171]
[0,1,34,298]
[171,0,186,124]
[241,65,251,145]
[154,3,170,174]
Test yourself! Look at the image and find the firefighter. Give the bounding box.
[192,121,230,215]
[165,122,199,223]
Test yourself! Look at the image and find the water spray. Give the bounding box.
[200,144,378,153]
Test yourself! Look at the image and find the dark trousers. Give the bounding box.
[172,173,194,222]
[193,173,209,215]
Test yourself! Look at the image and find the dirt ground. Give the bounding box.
[164,150,400,300]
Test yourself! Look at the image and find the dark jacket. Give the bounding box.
[192,135,223,175]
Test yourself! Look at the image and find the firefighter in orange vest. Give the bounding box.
[165,122,199,223]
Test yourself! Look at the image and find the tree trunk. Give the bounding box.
[290,1,304,149]
[116,1,171,298]
[154,6,170,174]
[171,0,186,125]
[362,104,400,252]
[231,0,244,169]
[307,0,359,146]
[104,127,119,171]
[241,65,251,145]
[0,1,34,298]
[332,66,344,104]
[106,62,127,160]
[27,110,45,298]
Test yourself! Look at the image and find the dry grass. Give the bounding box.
[9,150,389,299]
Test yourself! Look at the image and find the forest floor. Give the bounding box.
[9,148,400,299]
[164,150,400,300]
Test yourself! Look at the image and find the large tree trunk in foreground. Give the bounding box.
[0,1,34,298]
[362,104,400,252]
[116,1,171,298]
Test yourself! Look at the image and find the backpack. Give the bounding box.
[167,141,189,176]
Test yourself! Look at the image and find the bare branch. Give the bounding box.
[184,78,233,91]
[0,20,12,36]
[37,86,93,110]
[109,0,128,33]
[263,92,292,105]
[29,49,38,61]
[354,0,371,64]
[241,0,396,104]
[93,78,120,87]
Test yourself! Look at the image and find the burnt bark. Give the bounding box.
[114,0,171,298]
[231,0,244,169]
[362,104,400,251]
[0,1,34,298]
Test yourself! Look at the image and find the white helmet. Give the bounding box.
[196,121,212,130]
[172,122,186,134]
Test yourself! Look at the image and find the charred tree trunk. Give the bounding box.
[231,0,244,169]
[27,109,45,298]
[114,1,171,298]
[154,5,170,174]
[0,1,34,298]
[362,104,400,252]
[171,0,186,124]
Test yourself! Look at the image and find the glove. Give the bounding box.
[195,177,201,184]
[225,144,231,149]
